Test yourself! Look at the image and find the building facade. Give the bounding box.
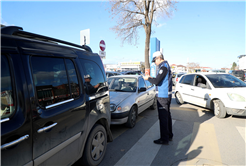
[104,61,144,72]
[238,55,246,71]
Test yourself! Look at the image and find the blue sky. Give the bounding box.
[1,1,245,69]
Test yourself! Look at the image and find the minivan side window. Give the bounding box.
[65,59,80,98]
[80,59,107,95]
[181,75,194,85]
[1,55,15,119]
[31,57,80,108]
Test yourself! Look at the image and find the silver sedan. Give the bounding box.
[108,75,156,128]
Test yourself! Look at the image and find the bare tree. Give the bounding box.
[187,62,200,73]
[108,0,177,74]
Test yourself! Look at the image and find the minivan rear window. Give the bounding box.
[232,71,244,74]
[1,55,15,119]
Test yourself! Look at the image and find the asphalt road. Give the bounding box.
[73,88,246,166]
[98,93,246,166]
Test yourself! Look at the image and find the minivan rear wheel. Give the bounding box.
[80,124,107,166]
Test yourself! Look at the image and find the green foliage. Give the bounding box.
[231,62,237,70]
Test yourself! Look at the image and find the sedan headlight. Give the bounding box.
[110,104,116,112]
[227,93,246,102]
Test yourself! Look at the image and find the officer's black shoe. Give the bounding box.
[153,139,169,145]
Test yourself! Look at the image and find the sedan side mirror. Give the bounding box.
[138,87,147,92]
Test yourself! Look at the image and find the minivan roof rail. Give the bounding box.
[1,26,92,52]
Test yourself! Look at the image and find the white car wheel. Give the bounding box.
[213,100,227,118]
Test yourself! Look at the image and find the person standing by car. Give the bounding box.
[143,51,173,145]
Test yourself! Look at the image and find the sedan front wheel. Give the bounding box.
[125,106,137,128]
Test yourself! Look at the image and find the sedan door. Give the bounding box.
[145,80,156,104]
[137,78,149,113]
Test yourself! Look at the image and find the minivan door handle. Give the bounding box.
[1,135,29,150]
[38,123,57,133]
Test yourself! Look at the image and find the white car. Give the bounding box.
[175,73,246,118]
[173,72,186,86]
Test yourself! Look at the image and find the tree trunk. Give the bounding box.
[144,26,151,75]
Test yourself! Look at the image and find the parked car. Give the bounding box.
[230,70,245,81]
[108,75,156,128]
[1,26,113,166]
[106,71,121,78]
[175,73,246,118]
[173,72,186,86]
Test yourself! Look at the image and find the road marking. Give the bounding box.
[236,126,246,165]
[114,120,176,166]
[111,116,144,139]
[185,122,222,165]
[236,126,246,143]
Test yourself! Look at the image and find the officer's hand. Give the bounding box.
[143,75,149,80]
[94,84,100,88]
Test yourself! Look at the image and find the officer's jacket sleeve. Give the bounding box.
[148,66,167,85]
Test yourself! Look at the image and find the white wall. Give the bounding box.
[239,56,246,70]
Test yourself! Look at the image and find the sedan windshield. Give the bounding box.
[206,74,246,88]
[108,77,137,92]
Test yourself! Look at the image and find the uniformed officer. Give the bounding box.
[143,51,173,145]
[84,74,100,94]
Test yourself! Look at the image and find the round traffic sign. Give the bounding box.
[99,40,106,51]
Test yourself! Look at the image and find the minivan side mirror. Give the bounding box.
[138,87,147,92]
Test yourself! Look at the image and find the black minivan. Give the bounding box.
[231,70,245,81]
[1,26,113,166]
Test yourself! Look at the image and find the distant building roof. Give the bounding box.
[201,67,212,69]
[238,55,246,59]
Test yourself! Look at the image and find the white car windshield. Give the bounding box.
[108,77,137,92]
[206,74,246,88]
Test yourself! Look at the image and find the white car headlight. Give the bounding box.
[227,93,246,102]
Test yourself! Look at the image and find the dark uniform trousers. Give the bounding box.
[157,95,173,142]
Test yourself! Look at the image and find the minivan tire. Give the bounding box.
[80,124,107,166]
[175,92,184,105]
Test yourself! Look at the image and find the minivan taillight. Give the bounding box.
[176,78,178,82]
